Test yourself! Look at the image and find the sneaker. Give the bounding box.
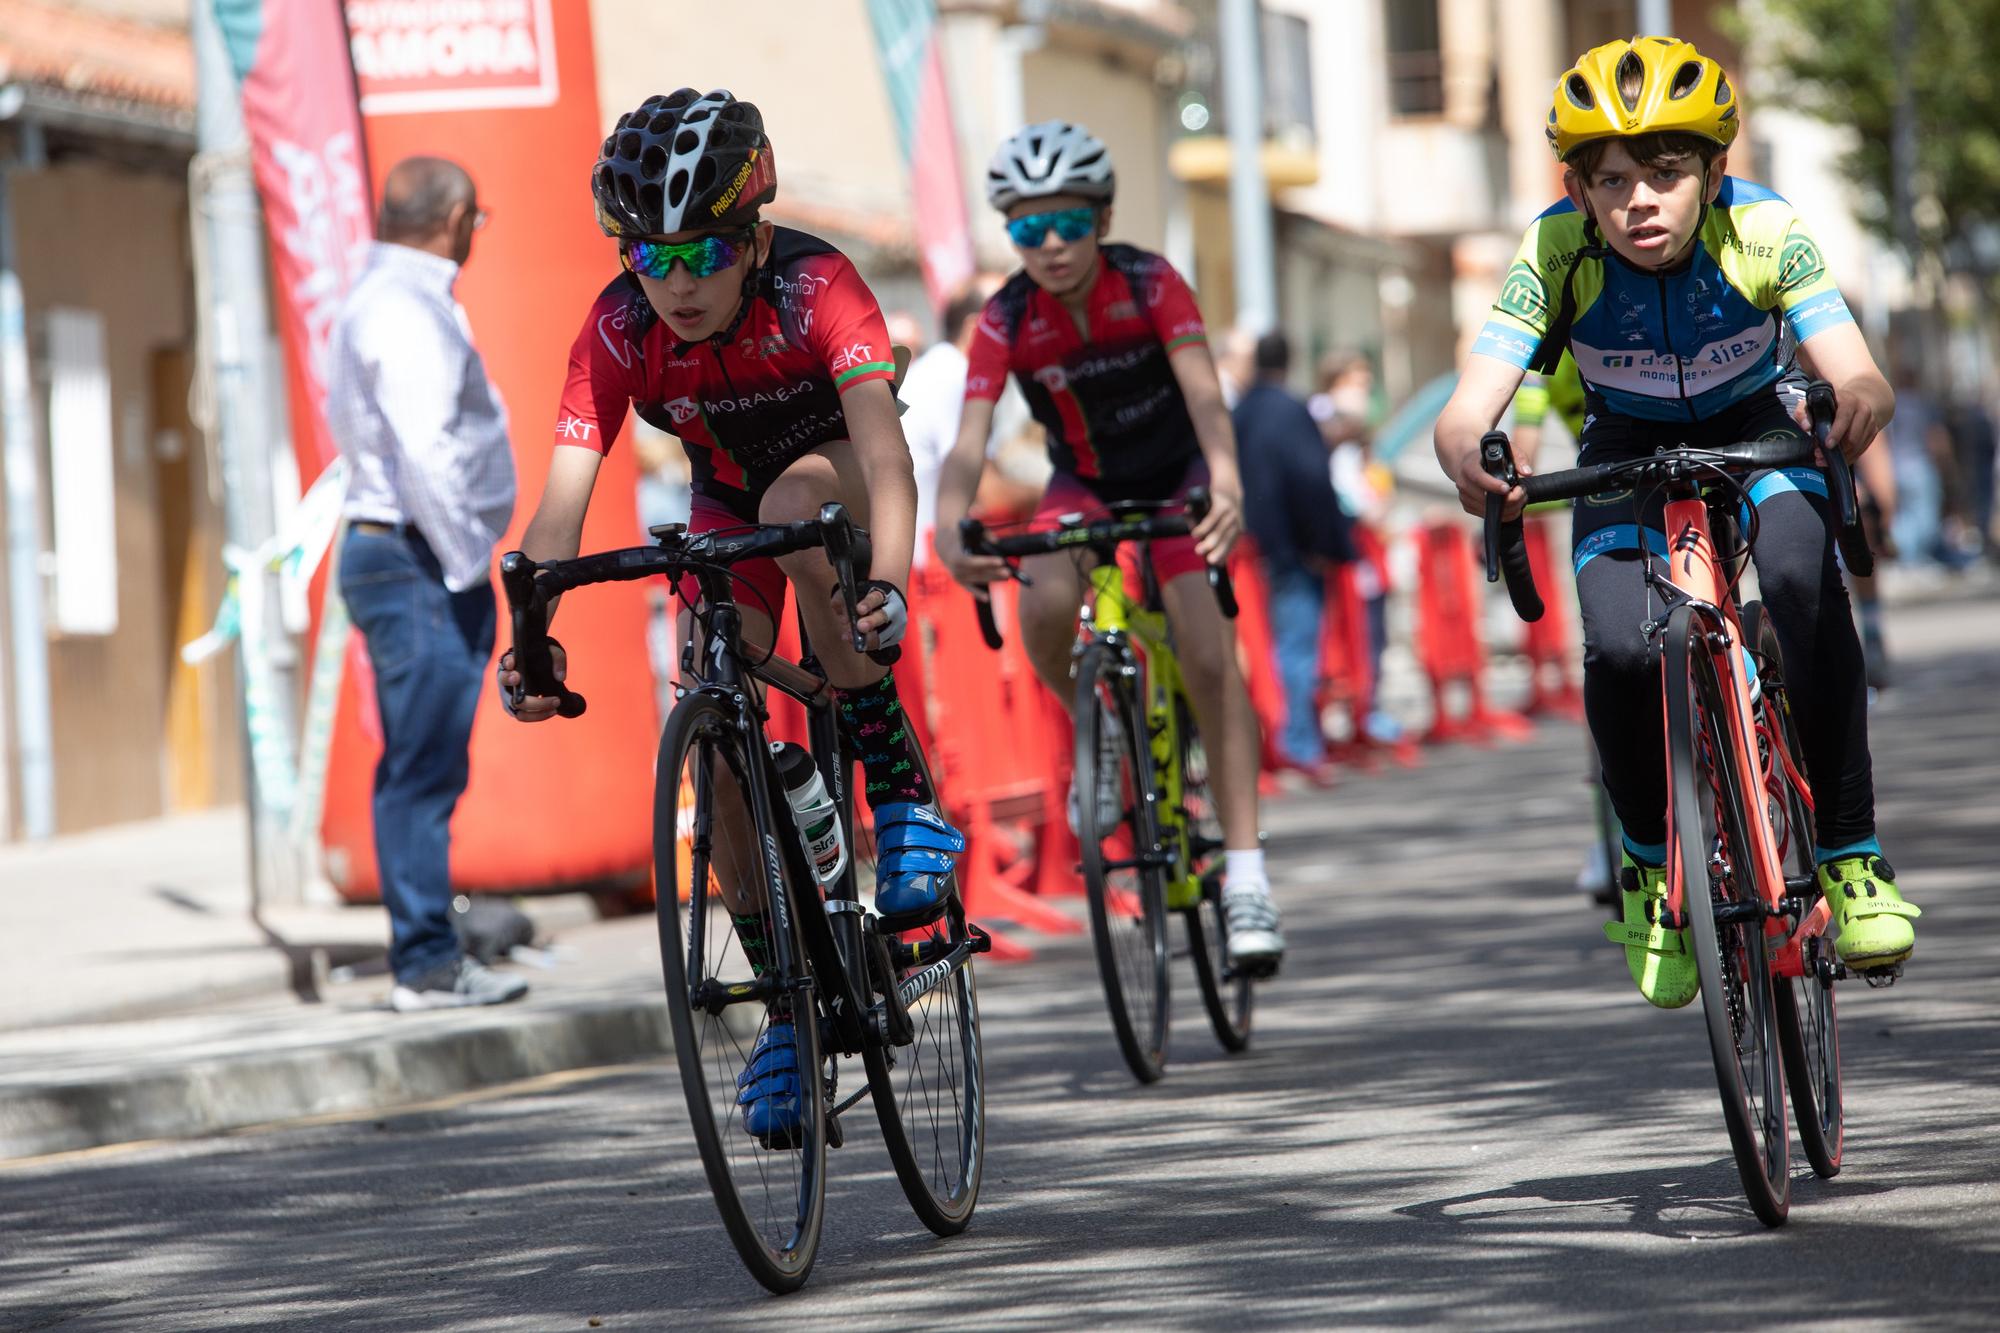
[872,802,965,918]
[389,955,529,1012]
[736,1020,803,1148]
[1818,855,1920,969]
[1602,855,1697,1008]
[1221,882,1284,976]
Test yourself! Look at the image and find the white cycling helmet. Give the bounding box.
[985,120,1116,211]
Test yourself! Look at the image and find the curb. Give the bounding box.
[0,996,670,1162]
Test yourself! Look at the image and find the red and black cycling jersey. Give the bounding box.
[555,226,897,518]
[964,243,1208,497]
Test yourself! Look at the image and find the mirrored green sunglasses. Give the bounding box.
[622,229,754,280]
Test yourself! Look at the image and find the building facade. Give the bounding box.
[0,0,239,839]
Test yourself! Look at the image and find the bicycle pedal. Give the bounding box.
[1233,956,1281,982]
[1859,962,1904,989]
[825,1113,844,1149]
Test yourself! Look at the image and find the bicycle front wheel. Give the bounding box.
[1075,640,1171,1083]
[655,691,827,1293]
[863,896,984,1236]
[1743,602,1842,1179]
[1665,606,1790,1226]
[863,735,984,1235]
[1175,695,1251,1052]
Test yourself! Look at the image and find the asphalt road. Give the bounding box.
[4,591,1995,1331]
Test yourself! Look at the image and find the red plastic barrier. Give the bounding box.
[1412,518,1532,746]
[1316,544,1421,769]
[1518,518,1584,719]
[906,563,1083,960]
[1222,542,1290,790]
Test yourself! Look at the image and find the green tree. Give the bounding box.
[1739,0,2000,271]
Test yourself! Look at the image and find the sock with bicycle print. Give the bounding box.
[732,911,774,978]
[834,673,933,806]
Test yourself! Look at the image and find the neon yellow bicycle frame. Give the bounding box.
[1083,560,1205,909]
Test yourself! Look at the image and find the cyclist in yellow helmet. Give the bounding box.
[1435,37,1918,1006]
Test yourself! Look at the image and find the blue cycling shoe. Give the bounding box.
[736,1020,803,1148]
[872,802,966,918]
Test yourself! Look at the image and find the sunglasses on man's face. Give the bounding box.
[622,229,755,280]
[1005,206,1099,249]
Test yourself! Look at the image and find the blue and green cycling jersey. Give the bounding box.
[1473,177,1854,423]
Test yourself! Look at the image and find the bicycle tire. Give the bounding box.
[1742,602,1842,1179]
[1665,605,1791,1226]
[1074,640,1172,1083]
[654,691,827,1293]
[1175,696,1251,1052]
[863,745,985,1235]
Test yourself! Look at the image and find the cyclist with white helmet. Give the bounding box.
[933,120,1285,973]
[1436,38,1918,1004]
[499,89,964,1146]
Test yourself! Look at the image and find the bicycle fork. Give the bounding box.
[1655,496,1789,938]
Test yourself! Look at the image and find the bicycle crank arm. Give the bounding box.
[864,923,916,1048]
[1099,852,1178,873]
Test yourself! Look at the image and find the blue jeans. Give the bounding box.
[1265,560,1327,766]
[339,528,495,983]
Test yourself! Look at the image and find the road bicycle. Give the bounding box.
[1480,380,1869,1225]
[959,490,1257,1084]
[501,503,987,1292]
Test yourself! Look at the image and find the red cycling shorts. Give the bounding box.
[1031,459,1211,585]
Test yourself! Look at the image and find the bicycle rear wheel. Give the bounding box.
[1075,640,1171,1083]
[1665,606,1790,1226]
[655,692,826,1293]
[1743,602,1842,1178]
[1175,695,1251,1052]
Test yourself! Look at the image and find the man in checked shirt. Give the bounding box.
[328,156,525,1012]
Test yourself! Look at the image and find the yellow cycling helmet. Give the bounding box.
[1546,35,1739,161]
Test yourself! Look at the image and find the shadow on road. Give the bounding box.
[3,631,1996,1329]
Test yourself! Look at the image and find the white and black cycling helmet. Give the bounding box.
[985,120,1116,211]
[593,88,776,237]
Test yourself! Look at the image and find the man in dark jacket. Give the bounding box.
[1235,331,1355,780]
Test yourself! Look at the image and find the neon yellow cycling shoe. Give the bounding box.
[1818,854,1920,970]
[1603,854,1698,1009]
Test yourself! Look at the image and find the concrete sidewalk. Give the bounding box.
[0,806,670,1158]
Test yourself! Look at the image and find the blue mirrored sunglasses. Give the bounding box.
[621,229,753,280]
[1005,206,1099,249]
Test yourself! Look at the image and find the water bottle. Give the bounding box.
[771,742,846,885]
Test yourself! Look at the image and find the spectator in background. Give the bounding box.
[1313,350,1399,742]
[884,309,926,357]
[899,273,1005,565]
[328,156,526,1013]
[1308,349,1374,441]
[1885,360,1951,571]
[1234,331,1353,784]
[1945,396,1996,564]
[1214,326,1256,408]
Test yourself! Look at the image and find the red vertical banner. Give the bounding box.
[911,39,975,306]
[315,0,660,898]
[238,0,375,480]
[864,0,975,308]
